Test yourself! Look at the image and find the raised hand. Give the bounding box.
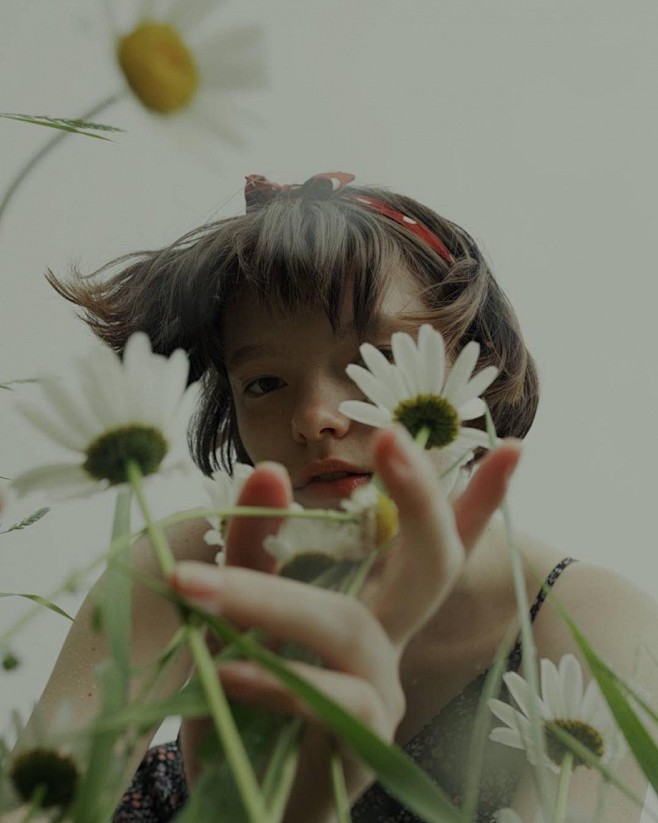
[172,426,521,821]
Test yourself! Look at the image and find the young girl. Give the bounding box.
[27,173,658,821]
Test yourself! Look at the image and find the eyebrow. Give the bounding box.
[226,343,279,369]
[226,315,423,368]
[364,314,423,338]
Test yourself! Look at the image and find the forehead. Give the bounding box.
[222,265,426,362]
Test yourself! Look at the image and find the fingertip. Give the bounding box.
[253,460,293,490]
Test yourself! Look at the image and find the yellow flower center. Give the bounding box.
[545,719,605,768]
[10,748,79,809]
[375,491,399,546]
[393,394,460,449]
[117,22,199,113]
[84,425,168,484]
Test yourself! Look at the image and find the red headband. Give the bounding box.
[244,172,454,264]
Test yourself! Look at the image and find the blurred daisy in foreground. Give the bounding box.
[489,654,626,773]
[6,703,85,814]
[11,332,197,500]
[264,483,398,574]
[339,324,498,454]
[109,0,267,147]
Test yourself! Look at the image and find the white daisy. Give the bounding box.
[339,324,498,453]
[108,0,267,147]
[489,654,627,773]
[264,508,366,569]
[202,462,254,552]
[264,484,393,571]
[11,332,198,500]
[7,701,86,812]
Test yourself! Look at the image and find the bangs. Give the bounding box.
[229,195,398,335]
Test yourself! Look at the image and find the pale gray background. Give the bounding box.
[1,0,657,764]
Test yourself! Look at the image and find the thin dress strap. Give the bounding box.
[506,556,576,673]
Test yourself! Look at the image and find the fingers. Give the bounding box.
[363,426,466,644]
[216,659,398,734]
[453,439,522,550]
[224,461,293,572]
[170,562,401,708]
[362,428,521,647]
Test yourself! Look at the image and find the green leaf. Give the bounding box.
[0,592,73,621]
[0,113,123,141]
[461,622,518,819]
[0,507,50,534]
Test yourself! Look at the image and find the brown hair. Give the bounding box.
[47,183,539,473]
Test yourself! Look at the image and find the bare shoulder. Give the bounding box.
[131,509,218,573]
[528,551,658,680]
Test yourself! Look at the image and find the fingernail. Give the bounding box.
[171,562,224,601]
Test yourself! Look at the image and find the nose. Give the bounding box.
[290,375,353,444]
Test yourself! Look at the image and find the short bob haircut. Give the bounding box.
[48,182,539,474]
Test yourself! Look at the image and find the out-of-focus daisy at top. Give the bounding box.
[11,332,198,500]
[339,324,498,453]
[108,0,267,146]
[489,654,627,773]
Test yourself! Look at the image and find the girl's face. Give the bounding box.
[222,267,426,508]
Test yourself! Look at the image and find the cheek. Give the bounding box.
[232,403,289,464]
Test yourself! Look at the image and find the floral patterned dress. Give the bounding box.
[113,558,576,823]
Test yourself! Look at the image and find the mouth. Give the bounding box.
[298,471,373,503]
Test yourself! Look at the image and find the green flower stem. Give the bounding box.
[415,426,431,449]
[126,461,176,577]
[126,461,265,823]
[0,92,122,231]
[20,785,45,823]
[185,626,266,822]
[553,752,574,823]
[485,409,552,816]
[330,750,351,823]
[156,505,355,532]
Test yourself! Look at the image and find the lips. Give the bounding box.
[295,459,372,504]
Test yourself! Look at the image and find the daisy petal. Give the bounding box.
[453,427,491,450]
[443,341,480,403]
[502,671,539,720]
[16,401,87,452]
[345,364,399,409]
[194,26,267,90]
[360,344,397,387]
[391,332,422,395]
[489,728,525,749]
[39,376,98,443]
[489,699,524,729]
[453,365,499,410]
[11,464,98,500]
[166,0,228,34]
[457,397,486,422]
[559,654,584,718]
[338,400,392,428]
[418,324,446,394]
[540,657,564,718]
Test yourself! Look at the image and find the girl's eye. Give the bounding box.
[243,376,284,397]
